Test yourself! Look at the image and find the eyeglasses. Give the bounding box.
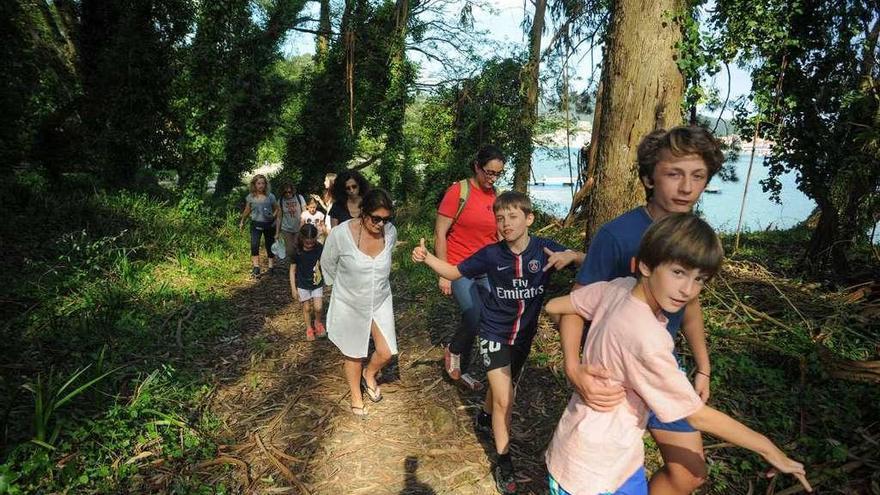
[368,214,394,225]
[346,185,359,191]
[481,168,503,179]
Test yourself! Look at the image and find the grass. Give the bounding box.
[0,172,248,493]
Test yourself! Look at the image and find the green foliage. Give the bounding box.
[0,173,245,492]
[413,57,532,201]
[712,0,880,272]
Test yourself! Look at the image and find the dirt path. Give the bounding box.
[193,266,563,494]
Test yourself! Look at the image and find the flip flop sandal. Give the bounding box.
[360,375,383,403]
[350,405,367,419]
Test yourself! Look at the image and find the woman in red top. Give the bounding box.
[435,145,506,390]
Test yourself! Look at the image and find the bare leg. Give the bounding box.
[302,300,313,328]
[343,356,365,409]
[312,296,324,326]
[648,429,707,495]
[251,255,260,269]
[363,320,393,390]
[486,366,514,455]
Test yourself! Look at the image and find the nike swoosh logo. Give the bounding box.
[497,265,510,271]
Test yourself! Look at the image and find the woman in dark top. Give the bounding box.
[329,170,371,228]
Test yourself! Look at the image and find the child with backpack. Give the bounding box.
[544,214,811,494]
[291,224,325,341]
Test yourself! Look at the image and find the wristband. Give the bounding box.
[696,370,710,378]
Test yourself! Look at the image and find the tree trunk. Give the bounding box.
[569,0,686,244]
[512,0,548,193]
[316,0,331,63]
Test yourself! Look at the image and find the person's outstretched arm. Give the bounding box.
[687,405,811,491]
[412,238,462,281]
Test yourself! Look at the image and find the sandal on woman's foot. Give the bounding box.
[350,405,367,419]
[360,375,382,402]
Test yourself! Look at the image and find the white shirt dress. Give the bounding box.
[321,220,397,358]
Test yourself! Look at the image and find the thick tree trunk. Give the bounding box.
[513,0,548,193]
[569,0,686,244]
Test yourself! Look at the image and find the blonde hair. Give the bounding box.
[249,174,271,195]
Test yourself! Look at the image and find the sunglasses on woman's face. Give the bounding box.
[368,214,394,225]
[481,168,503,179]
[346,185,359,191]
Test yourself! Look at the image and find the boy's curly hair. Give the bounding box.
[637,126,724,198]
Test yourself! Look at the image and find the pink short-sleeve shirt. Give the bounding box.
[545,278,704,494]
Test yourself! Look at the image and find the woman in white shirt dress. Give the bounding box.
[321,188,397,418]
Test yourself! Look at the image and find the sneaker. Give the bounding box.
[444,345,461,380]
[251,266,260,279]
[314,322,326,338]
[306,327,316,341]
[474,410,492,437]
[493,464,517,494]
[460,373,483,391]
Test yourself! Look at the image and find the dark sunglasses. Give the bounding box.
[345,185,359,191]
[481,168,503,179]
[368,214,394,225]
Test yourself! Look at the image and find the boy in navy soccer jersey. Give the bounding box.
[413,191,585,495]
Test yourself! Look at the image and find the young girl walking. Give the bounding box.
[291,224,326,341]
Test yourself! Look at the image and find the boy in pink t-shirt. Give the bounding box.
[544,214,811,495]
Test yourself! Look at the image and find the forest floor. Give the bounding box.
[190,263,566,494]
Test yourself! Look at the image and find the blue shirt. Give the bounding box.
[574,207,685,336]
[458,236,568,346]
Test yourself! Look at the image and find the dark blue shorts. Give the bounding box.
[548,466,648,495]
[647,411,697,433]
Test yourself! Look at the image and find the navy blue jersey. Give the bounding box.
[458,236,568,345]
[574,207,685,336]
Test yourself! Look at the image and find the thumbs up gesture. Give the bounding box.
[412,238,429,263]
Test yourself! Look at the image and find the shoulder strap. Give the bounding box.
[452,179,471,225]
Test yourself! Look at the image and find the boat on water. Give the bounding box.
[704,186,721,194]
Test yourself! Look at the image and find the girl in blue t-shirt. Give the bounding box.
[291,224,325,341]
[239,174,281,278]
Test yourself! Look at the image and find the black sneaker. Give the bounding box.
[251,266,260,279]
[493,464,517,494]
[474,410,492,437]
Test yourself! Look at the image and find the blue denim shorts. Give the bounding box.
[548,466,648,495]
[647,411,697,433]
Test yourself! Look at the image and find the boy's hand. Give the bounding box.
[763,448,812,492]
[543,248,580,271]
[565,363,626,412]
[412,238,428,263]
[438,277,452,296]
[694,372,711,402]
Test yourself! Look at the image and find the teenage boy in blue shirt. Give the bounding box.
[562,126,725,495]
[413,191,585,495]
